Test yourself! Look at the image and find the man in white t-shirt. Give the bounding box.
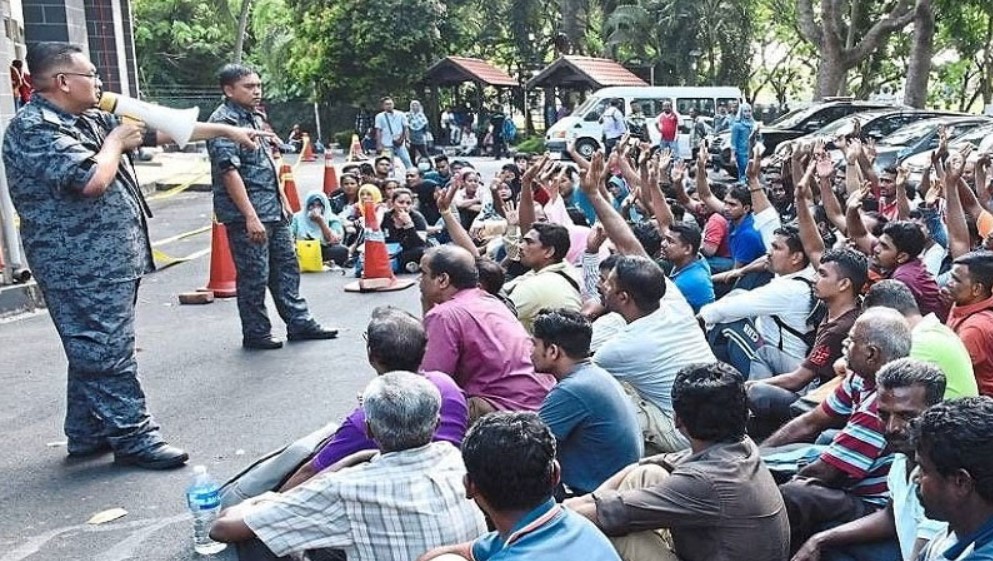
[599,98,627,155]
[374,96,413,168]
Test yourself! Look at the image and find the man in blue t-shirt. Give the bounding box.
[662,222,715,313]
[532,309,642,495]
[419,412,620,561]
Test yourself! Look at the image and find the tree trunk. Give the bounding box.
[814,51,847,99]
[560,0,584,54]
[903,0,935,108]
[233,0,254,65]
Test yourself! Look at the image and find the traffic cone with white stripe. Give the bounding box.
[344,202,415,293]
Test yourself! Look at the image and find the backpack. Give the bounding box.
[770,277,825,352]
[502,119,517,141]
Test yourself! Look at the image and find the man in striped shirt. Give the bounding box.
[762,308,913,550]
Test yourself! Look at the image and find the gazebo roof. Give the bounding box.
[421,56,518,88]
[526,56,647,89]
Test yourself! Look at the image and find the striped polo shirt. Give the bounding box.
[818,372,894,506]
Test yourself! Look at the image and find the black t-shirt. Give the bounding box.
[381,209,428,248]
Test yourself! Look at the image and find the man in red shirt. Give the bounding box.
[655,100,681,155]
[945,250,993,396]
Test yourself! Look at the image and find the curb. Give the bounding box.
[0,280,45,318]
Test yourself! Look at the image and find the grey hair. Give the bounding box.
[362,371,440,452]
[877,358,947,406]
[858,307,912,364]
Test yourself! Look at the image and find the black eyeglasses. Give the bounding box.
[59,71,101,81]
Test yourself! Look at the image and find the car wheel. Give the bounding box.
[575,138,599,159]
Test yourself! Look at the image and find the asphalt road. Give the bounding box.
[0,157,506,561]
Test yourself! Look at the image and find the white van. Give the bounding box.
[545,86,742,159]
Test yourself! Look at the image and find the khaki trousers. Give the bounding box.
[610,464,681,561]
[620,383,690,455]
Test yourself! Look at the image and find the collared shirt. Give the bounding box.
[311,371,469,471]
[375,110,407,146]
[207,100,280,224]
[948,296,993,397]
[472,498,620,561]
[671,256,714,313]
[937,514,993,561]
[889,453,947,560]
[243,442,487,559]
[699,267,816,361]
[601,106,626,140]
[728,212,766,265]
[594,307,716,414]
[505,261,583,334]
[2,94,153,289]
[539,361,643,494]
[911,313,978,399]
[891,258,949,322]
[594,438,790,561]
[819,373,893,505]
[421,288,553,411]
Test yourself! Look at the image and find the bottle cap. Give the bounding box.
[193,465,207,475]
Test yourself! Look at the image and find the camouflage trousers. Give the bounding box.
[43,279,162,455]
[226,220,318,340]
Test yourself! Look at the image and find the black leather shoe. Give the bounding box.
[114,443,189,470]
[243,336,283,350]
[67,441,113,458]
[287,326,339,341]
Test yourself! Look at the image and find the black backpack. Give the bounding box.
[770,277,826,352]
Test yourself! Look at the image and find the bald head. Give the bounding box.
[425,246,478,289]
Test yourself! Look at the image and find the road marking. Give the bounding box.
[146,171,209,201]
[0,513,188,561]
[151,226,211,248]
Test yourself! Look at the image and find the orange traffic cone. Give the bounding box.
[300,133,316,162]
[344,202,416,293]
[203,221,237,298]
[323,151,339,196]
[347,134,367,162]
[281,165,302,213]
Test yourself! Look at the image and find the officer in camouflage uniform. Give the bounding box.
[2,43,268,469]
[207,64,337,350]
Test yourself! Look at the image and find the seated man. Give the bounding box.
[946,250,993,396]
[503,222,583,333]
[912,397,993,561]
[419,412,622,561]
[794,358,948,561]
[763,308,913,549]
[594,255,716,454]
[564,362,790,561]
[661,222,715,313]
[863,279,978,399]
[699,225,817,378]
[209,372,487,560]
[532,309,643,496]
[419,245,552,422]
[747,248,867,439]
[282,306,469,490]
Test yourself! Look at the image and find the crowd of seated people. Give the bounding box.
[219,129,993,561]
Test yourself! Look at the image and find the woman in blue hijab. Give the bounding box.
[291,191,349,266]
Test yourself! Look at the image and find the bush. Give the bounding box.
[333,130,354,148]
[513,135,544,154]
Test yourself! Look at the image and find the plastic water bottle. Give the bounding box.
[186,465,227,555]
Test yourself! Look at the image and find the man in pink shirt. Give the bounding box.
[419,245,553,422]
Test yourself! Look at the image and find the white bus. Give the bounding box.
[544,86,743,159]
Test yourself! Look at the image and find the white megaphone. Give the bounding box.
[97,92,199,149]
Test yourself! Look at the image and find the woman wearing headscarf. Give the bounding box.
[407,100,431,164]
[290,191,349,266]
[730,102,755,182]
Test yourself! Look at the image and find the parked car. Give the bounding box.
[709,98,899,173]
[870,115,991,171]
[762,109,966,170]
[903,123,993,187]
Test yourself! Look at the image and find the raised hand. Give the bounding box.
[671,160,687,185]
[795,160,815,201]
[523,153,549,183]
[924,177,943,207]
[586,223,608,253]
[895,165,909,189]
[846,182,869,211]
[845,137,863,164]
[659,148,674,175]
[580,150,605,196]
[746,143,763,181]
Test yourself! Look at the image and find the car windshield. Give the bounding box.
[768,106,817,129]
[573,96,600,117]
[815,115,860,136]
[951,124,993,149]
[879,121,936,146]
